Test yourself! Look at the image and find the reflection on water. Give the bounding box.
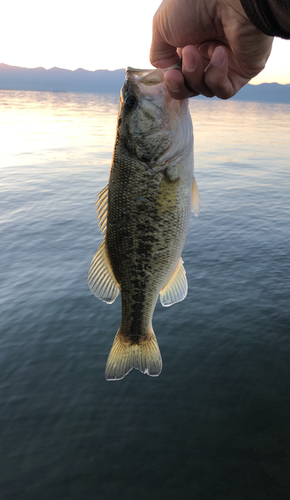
[0,90,290,499]
[0,90,119,166]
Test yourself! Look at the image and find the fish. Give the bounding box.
[88,65,200,381]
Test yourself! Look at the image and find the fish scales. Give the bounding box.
[108,143,190,340]
[88,66,200,380]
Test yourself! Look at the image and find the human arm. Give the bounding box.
[240,0,290,39]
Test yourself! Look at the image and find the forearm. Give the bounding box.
[240,0,290,38]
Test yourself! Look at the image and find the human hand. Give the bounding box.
[150,0,273,99]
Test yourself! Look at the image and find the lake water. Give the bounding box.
[0,89,289,500]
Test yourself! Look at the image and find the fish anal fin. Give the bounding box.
[95,184,109,235]
[191,176,200,217]
[105,330,162,381]
[160,257,188,307]
[87,240,119,304]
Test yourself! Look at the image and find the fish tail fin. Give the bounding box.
[105,329,162,381]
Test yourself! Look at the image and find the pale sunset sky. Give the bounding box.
[1,0,290,85]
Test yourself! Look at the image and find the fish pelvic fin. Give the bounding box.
[88,240,120,304]
[160,257,188,307]
[105,329,162,381]
[191,176,200,217]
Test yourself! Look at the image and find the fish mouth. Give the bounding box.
[126,59,182,86]
[121,67,166,107]
[126,67,165,86]
[121,61,188,121]
[124,61,185,108]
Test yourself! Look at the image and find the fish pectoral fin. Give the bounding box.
[95,184,108,235]
[87,240,120,304]
[191,176,200,217]
[105,330,162,381]
[160,257,188,307]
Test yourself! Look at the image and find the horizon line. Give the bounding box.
[0,62,289,86]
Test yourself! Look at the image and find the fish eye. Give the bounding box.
[125,95,137,111]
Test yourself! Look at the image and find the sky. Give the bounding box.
[1,0,290,85]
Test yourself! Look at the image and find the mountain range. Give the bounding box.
[1,63,290,103]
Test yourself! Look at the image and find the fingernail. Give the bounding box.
[183,51,195,72]
[212,46,225,66]
[166,78,181,93]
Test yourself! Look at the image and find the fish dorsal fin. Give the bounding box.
[160,257,188,307]
[88,240,120,304]
[95,184,109,235]
[191,176,200,217]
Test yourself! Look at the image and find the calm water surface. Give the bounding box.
[0,90,290,499]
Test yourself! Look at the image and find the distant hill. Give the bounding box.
[0,63,289,103]
[0,63,125,93]
[222,82,290,104]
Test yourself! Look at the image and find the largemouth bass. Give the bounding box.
[88,66,200,381]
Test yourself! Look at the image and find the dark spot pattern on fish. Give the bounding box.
[140,154,152,162]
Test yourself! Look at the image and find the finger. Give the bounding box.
[164,69,200,99]
[204,46,236,99]
[204,46,249,99]
[182,46,214,98]
[164,45,215,100]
